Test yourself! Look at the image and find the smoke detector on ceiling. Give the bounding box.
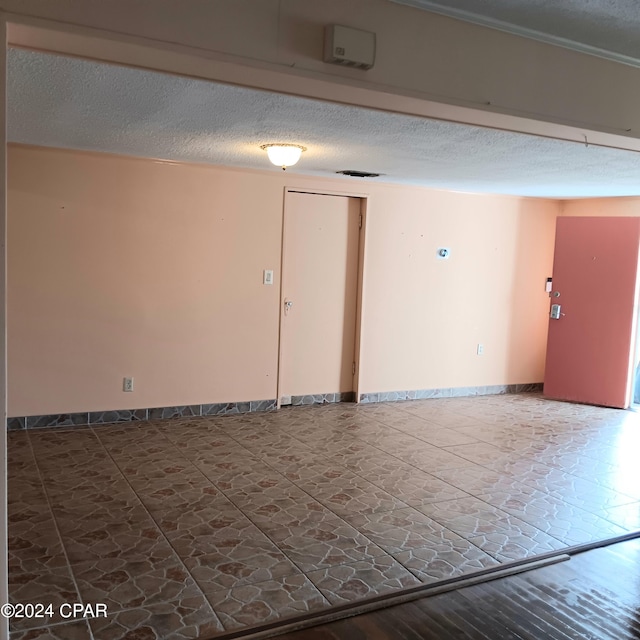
[323,25,376,70]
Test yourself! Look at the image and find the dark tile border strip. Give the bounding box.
[290,392,355,406]
[148,405,201,421]
[89,409,148,425]
[359,383,543,403]
[203,402,250,416]
[26,413,89,429]
[8,398,277,429]
[8,384,542,429]
[7,417,26,431]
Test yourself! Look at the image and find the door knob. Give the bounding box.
[284,299,293,315]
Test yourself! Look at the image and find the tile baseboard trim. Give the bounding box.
[7,385,543,429]
[359,383,543,403]
[286,392,356,406]
[8,398,277,430]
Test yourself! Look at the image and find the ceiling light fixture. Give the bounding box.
[261,143,307,170]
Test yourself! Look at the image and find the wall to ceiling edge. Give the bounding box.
[8,144,558,415]
[561,198,640,217]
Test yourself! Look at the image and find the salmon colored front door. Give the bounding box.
[279,191,361,402]
[544,216,640,408]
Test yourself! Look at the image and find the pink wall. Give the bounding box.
[8,145,559,415]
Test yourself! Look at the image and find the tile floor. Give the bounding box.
[7,393,640,638]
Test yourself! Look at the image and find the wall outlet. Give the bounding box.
[477,344,484,355]
[123,377,134,392]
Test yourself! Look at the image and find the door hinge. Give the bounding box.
[358,214,363,229]
[352,362,356,376]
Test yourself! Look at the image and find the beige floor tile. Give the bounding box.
[478,487,627,545]
[71,554,201,613]
[149,496,245,534]
[432,465,529,495]
[443,442,514,465]
[598,502,640,531]
[410,429,482,448]
[345,507,463,554]
[9,620,93,640]
[467,530,566,561]
[9,568,81,632]
[306,555,420,603]
[9,510,67,576]
[361,470,469,506]
[8,476,49,511]
[59,517,175,566]
[184,537,301,593]
[393,539,499,583]
[415,497,542,539]
[161,512,268,560]
[393,447,481,473]
[293,472,409,516]
[208,574,329,630]
[262,515,387,572]
[246,502,340,531]
[88,596,224,639]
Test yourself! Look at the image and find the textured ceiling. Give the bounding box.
[392,0,640,65]
[8,48,640,198]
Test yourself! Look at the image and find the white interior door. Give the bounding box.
[279,192,361,400]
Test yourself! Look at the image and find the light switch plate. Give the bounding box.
[263,270,274,285]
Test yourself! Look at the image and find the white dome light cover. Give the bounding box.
[261,143,307,169]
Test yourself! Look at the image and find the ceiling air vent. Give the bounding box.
[337,170,381,178]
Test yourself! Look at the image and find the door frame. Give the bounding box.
[276,188,368,408]
[626,262,640,409]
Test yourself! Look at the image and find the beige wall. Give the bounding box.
[8,145,283,414]
[6,0,640,152]
[359,189,557,392]
[8,144,559,416]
